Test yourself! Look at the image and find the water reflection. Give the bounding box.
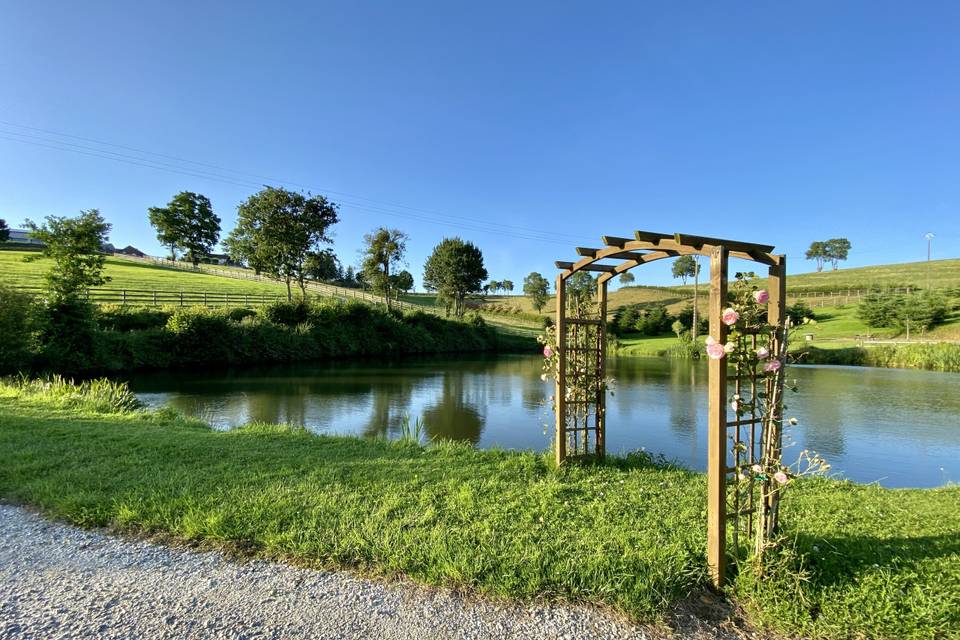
[129,355,960,488]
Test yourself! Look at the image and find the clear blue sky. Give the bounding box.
[1,1,957,288]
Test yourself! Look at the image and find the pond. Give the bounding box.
[129,355,960,488]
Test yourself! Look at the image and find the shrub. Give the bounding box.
[97,305,171,332]
[0,286,37,374]
[165,307,235,364]
[35,298,99,375]
[259,300,310,326]
[786,300,815,325]
[2,375,141,413]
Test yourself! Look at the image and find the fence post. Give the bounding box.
[180,290,184,306]
[153,290,158,306]
[122,290,126,306]
[203,292,207,307]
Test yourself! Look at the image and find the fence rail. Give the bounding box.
[113,254,429,312]
[11,285,293,308]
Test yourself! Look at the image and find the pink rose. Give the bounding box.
[751,464,763,474]
[763,359,782,373]
[706,342,726,359]
[723,341,735,353]
[543,346,553,358]
[756,346,770,360]
[721,308,739,326]
[754,289,770,304]
[705,336,716,346]
[773,471,789,485]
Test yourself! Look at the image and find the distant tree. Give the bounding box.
[671,255,698,285]
[805,241,827,272]
[619,272,635,286]
[502,279,514,293]
[226,187,340,300]
[671,319,685,339]
[672,255,702,339]
[0,218,9,243]
[487,280,501,295]
[565,271,597,313]
[422,237,487,318]
[522,272,550,313]
[360,228,408,308]
[393,270,415,297]
[824,238,852,271]
[26,209,111,300]
[148,192,221,265]
[343,265,358,287]
[304,248,341,283]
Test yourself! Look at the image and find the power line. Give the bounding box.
[0,120,587,244]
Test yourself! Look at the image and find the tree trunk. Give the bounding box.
[692,258,700,341]
[285,277,292,302]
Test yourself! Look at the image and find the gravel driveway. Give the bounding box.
[0,504,743,640]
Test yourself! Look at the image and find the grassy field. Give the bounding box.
[0,379,956,639]
[0,250,293,296]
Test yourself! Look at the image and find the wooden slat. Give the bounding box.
[633,230,675,243]
[707,244,729,588]
[555,273,566,466]
[601,235,632,248]
[674,232,775,254]
[554,261,616,273]
[575,247,600,257]
[597,279,607,459]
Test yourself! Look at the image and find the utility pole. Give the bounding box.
[925,232,935,289]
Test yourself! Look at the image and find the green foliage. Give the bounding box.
[805,240,828,272]
[0,285,36,373]
[226,187,340,299]
[303,248,341,282]
[797,343,960,372]
[35,298,100,375]
[422,237,487,317]
[147,192,221,265]
[785,300,816,325]
[0,218,9,242]
[392,270,415,296]
[26,209,111,300]
[565,272,596,311]
[806,238,852,272]
[360,227,408,304]
[164,307,235,364]
[612,304,674,337]
[618,271,635,286]
[97,305,172,332]
[2,375,141,413]
[522,272,550,313]
[858,291,948,332]
[671,255,698,284]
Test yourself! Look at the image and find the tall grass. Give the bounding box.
[796,343,960,372]
[1,375,141,413]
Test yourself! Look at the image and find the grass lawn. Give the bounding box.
[0,250,293,296]
[0,380,956,639]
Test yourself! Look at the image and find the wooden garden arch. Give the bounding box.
[554,230,787,587]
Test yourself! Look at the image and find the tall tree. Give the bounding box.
[619,272,635,286]
[671,255,697,285]
[26,209,111,300]
[565,271,597,313]
[148,192,221,265]
[502,279,514,293]
[226,187,340,300]
[824,238,852,271]
[805,241,827,272]
[0,218,9,242]
[672,256,702,340]
[360,228,408,308]
[522,272,550,313]
[422,237,487,318]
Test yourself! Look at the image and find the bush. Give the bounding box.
[259,300,310,326]
[165,307,235,364]
[36,298,99,375]
[97,305,171,332]
[0,286,37,374]
[786,300,815,325]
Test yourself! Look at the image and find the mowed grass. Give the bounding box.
[0,250,292,296]
[0,382,957,638]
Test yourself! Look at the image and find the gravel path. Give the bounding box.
[0,504,744,640]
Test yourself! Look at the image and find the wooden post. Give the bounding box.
[596,278,607,459]
[555,273,567,466]
[767,256,786,328]
[707,245,729,588]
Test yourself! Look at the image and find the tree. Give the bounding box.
[148,192,221,265]
[393,270,415,298]
[360,228,408,308]
[672,255,701,339]
[226,187,340,300]
[26,209,111,300]
[487,280,501,295]
[303,248,341,283]
[672,319,685,339]
[805,241,827,272]
[619,272,635,286]
[422,237,487,318]
[672,255,698,285]
[522,272,550,313]
[502,280,514,293]
[824,238,852,271]
[343,265,358,288]
[0,218,9,243]
[565,271,597,313]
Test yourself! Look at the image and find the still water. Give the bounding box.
[129,355,960,488]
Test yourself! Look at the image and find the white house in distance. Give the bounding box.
[5,229,45,246]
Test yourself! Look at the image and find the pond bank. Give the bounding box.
[0,380,956,639]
